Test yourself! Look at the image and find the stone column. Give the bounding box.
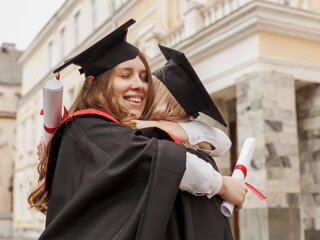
[236,71,302,240]
[143,31,161,59]
[199,98,232,175]
[183,1,204,38]
[296,83,320,240]
[155,0,180,33]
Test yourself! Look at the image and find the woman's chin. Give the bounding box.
[130,111,142,119]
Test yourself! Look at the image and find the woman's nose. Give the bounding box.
[131,75,144,88]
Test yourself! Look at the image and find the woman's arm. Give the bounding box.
[135,120,189,144]
[135,120,231,157]
[41,118,244,208]
[42,118,246,208]
[181,152,247,209]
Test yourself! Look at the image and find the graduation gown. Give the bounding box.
[141,127,234,240]
[40,111,187,240]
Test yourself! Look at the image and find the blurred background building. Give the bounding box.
[1,0,319,239]
[0,43,21,239]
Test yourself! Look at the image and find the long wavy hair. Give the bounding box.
[28,52,154,214]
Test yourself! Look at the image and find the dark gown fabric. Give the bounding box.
[40,112,233,240]
[40,114,186,240]
[141,127,234,240]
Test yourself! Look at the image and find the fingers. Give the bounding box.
[236,196,245,209]
[234,183,247,209]
[37,151,41,161]
[37,138,48,161]
[133,120,141,129]
[40,142,46,151]
[37,140,45,150]
[218,176,249,209]
[237,186,248,209]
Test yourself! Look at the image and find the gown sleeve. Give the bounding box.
[41,115,186,240]
[180,152,222,198]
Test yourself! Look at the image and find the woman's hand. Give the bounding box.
[37,137,47,162]
[218,176,248,209]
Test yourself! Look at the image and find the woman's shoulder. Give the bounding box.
[66,114,133,135]
[139,127,171,139]
[66,109,119,124]
[71,114,120,125]
[53,113,130,142]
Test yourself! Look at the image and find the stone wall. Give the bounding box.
[296,83,320,240]
[236,71,302,240]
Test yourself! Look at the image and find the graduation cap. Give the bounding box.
[153,44,227,127]
[53,19,139,77]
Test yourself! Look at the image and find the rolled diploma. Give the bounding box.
[42,78,63,144]
[221,137,256,217]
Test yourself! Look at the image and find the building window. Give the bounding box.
[24,179,33,220]
[26,118,33,153]
[60,27,65,59]
[31,115,37,147]
[65,88,75,108]
[91,0,97,30]
[37,113,42,143]
[17,183,24,221]
[302,0,309,9]
[48,41,53,69]
[17,123,24,157]
[113,0,126,10]
[0,93,3,109]
[74,11,80,46]
[112,0,119,10]
[282,0,295,6]
[179,0,189,16]
[15,93,21,105]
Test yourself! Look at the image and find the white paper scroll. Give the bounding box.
[221,137,256,217]
[42,78,63,144]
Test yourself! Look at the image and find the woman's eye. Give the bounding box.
[120,74,130,79]
[140,74,148,82]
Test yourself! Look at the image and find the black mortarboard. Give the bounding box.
[153,44,227,127]
[53,19,139,77]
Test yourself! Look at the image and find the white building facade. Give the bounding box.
[0,42,22,239]
[15,0,320,239]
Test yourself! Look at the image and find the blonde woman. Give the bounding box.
[136,76,231,158]
[131,45,246,239]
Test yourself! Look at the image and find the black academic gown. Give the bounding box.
[40,110,233,240]
[40,113,187,240]
[141,127,234,240]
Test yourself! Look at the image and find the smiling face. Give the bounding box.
[112,56,149,119]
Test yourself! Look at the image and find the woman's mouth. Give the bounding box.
[123,96,144,107]
[124,96,142,103]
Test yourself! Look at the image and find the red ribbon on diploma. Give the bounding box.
[234,164,266,200]
[44,124,57,134]
[40,106,69,134]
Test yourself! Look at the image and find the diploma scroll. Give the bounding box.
[221,138,256,217]
[42,78,63,144]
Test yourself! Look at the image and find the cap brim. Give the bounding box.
[53,19,136,74]
[158,44,227,127]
